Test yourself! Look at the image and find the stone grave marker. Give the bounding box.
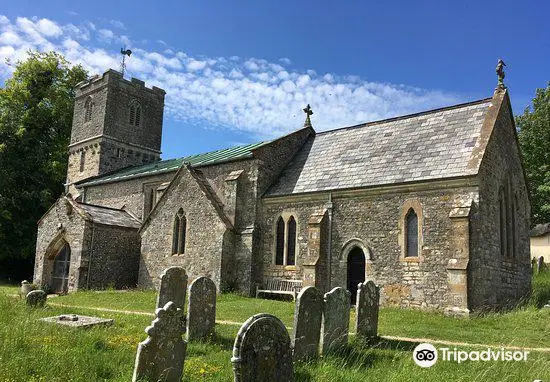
[26,290,47,308]
[187,276,217,341]
[40,314,113,328]
[537,256,544,274]
[20,280,36,298]
[355,280,380,341]
[232,313,294,382]
[291,286,323,360]
[133,301,187,382]
[157,266,188,310]
[321,286,350,354]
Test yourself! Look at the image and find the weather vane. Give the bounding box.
[120,47,132,76]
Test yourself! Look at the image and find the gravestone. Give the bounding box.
[291,286,323,360]
[355,280,380,340]
[41,314,113,328]
[187,276,217,341]
[20,280,36,298]
[537,256,544,274]
[133,301,187,382]
[232,313,294,382]
[157,267,188,310]
[26,290,47,308]
[321,287,350,354]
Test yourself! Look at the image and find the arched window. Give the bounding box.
[84,96,93,122]
[275,216,285,265]
[274,214,297,266]
[52,243,71,293]
[405,208,418,257]
[287,216,296,265]
[129,100,141,127]
[172,209,186,254]
[499,187,507,257]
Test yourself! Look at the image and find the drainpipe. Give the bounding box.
[326,192,333,290]
[86,223,96,289]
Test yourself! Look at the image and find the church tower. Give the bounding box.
[66,69,166,195]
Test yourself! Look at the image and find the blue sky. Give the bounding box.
[0,1,548,160]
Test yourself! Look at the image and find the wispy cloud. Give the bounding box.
[0,15,461,138]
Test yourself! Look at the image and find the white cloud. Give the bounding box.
[109,20,126,29]
[0,14,461,139]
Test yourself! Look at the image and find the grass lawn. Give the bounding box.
[1,273,549,381]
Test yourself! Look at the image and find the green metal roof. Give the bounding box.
[78,141,267,187]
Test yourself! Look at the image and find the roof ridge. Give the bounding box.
[76,200,132,213]
[317,97,493,136]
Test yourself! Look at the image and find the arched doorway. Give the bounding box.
[347,247,366,304]
[52,243,71,293]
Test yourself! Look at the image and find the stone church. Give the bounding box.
[33,68,531,314]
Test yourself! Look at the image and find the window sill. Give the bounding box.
[400,256,421,262]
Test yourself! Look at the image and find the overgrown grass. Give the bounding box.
[1,275,550,381]
[531,268,550,308]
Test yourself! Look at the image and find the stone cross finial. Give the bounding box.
[496,59,506,90]
[303,104,313,128]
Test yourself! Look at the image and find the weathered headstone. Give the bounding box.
[187,276,217,341]
[355,280,380,341]
[537,256,544,274]
[133,301,187,382]
[291,286,323,360]
[157,266,188,310]
[41,314,113,328]
[232,313,294,382]
[20,280,36,298]
[26,290,46,308]
[321,287,350,354]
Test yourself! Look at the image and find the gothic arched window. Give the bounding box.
[84,96,93,122]
[129,100,141,127]
[274,214,298,266]
[275,216,285,265]
[287,216,296,265]
[405,208,418,257]
[172,209,187,255]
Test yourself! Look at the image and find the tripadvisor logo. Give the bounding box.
[413,343,530,368]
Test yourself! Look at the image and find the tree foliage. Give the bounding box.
[0,51,87,280]
[516,82,550,226]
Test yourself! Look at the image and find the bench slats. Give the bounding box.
[256,278,303,300]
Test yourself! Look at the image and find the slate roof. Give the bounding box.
[531,223,550,237]
[266,98,493,197]
[78,141,267,187]
[75,202,141,229]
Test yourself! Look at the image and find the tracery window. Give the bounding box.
[274,214,297,265]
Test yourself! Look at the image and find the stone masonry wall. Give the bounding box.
[83,172,175,220]
[260,183,479,310]
[33,198,91,292]
[469,92,531,310]
[86,224,141,289]
[139,167,230,290]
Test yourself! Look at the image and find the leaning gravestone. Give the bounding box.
[537,256,544,274]
[291,286,323,360]
[26,290,47,308]
[321,287,350,354]
[187,276,217,341]
[355,280,380,341]
[133,301,187,382]
[232,313,294,382]
[157,266,188,310]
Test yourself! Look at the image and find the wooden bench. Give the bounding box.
[255,278,303,300]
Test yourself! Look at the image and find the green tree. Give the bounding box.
[516,82,550,226]
[0,51,87,281]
